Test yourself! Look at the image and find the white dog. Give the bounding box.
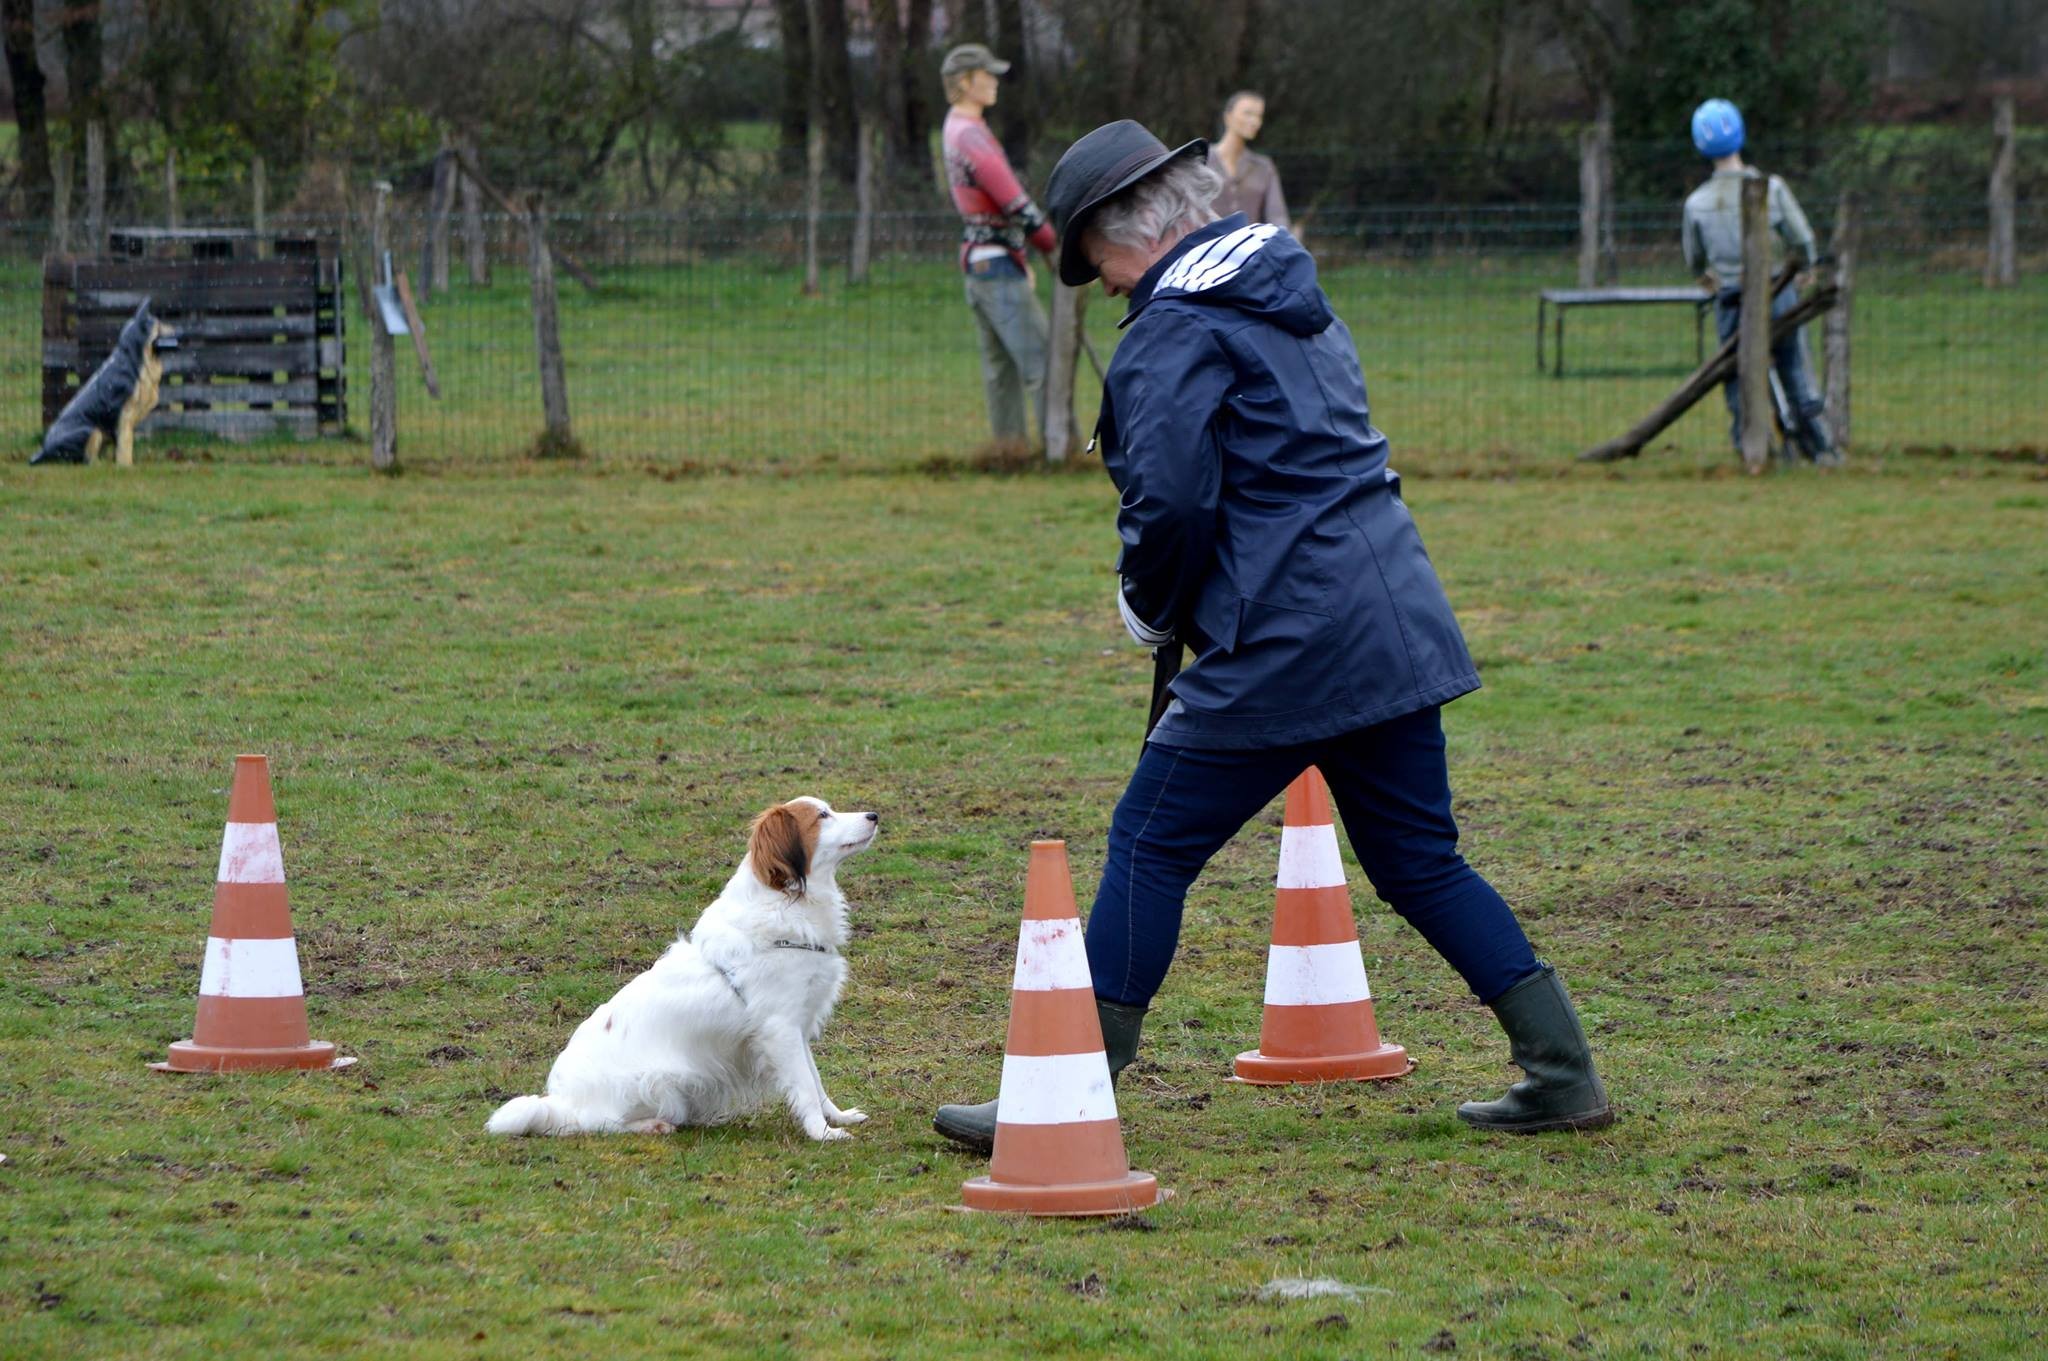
[486,797,876,1141]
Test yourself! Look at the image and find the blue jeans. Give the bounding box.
[1082,706,1542,1007]
[962,259,1048,443]
[1715,283,1834,457]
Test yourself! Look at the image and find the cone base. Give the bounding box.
[960,1170,1161,1217]
[153,1040,354,1073]
[1233,1043,1413,1085]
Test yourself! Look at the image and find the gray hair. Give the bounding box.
[1089,158,1223,248]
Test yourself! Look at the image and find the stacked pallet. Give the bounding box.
[42,231,347,441]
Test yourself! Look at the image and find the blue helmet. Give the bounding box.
[1691,99,1745,158]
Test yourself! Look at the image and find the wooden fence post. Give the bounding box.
[525,191,574,451]
[85,120,105,255]
[1737,170,1771,472]
[1986,92,2017,288]
[51,142,72,255]
[1044,282,1091,463]
[369,181,399,472]
[165,148,180,230]
[1824,190,1854,451]
[253,155,267,241]
[1577,91,1616,286]
[848,116,875,284]
[458,134,489,285]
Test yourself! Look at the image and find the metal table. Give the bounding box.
[1537,286,1713,376]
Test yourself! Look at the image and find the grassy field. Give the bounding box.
[4,247,2045,471]
[2,451,2043,1358]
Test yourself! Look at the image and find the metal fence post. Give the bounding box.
[370,181,398,472]
[1824,191,1855,451]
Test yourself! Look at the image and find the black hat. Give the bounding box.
[1045,119,1208,286]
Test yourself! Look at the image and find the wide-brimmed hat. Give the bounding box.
[941,44,1010,78]
[1045,120,1208,286]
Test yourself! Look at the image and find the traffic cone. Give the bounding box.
[1233,767,1412,1084]
[961,841,1162,1217]
[152,755,353,1073]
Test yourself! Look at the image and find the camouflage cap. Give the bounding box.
[941,43,1011,78]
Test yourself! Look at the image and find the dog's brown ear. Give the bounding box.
[748,805,808,896]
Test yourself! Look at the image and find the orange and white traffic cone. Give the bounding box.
[1234,767,1412,1084]
[152,755,353,1073]
[961,840,1162,1217]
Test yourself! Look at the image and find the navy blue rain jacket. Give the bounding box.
[1098,214,1479,749]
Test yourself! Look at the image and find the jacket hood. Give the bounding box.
[1119,213,1333,337]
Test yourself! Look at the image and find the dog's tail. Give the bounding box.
[485,1093,580,1137]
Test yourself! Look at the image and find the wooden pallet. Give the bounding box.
[42,236,347,442]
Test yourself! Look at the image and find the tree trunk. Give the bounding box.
[803,117,825,295]
[872,0,908,172]
[459,134,489,285]
[1044,282,1091,463]
[774,0,812,175]
[252,155,267,239]
[525,192,572,445]
[1823,191,1854,451]
[991,0,1034,173]
[849,116,875,284]
[1577,91,1615,286]
[812,0,858,182]
[1738,171,1771,472]
[60,3,111,210]
[165,148,180,230]
[85,120,105,255]
[1986,93,2017,288]
[370,181,398,472]
[424,140,455,294]
[901,0,934,180]
[2,0,52,218]
[51,142,72,254]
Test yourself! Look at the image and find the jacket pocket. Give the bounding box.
[1176,597,1353,719]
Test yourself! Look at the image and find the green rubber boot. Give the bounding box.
[1457,965,1613,1133]
[933,999,1146,1154]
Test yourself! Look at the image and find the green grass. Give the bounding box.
[5,251,2045,470]
[2,453,2043,1358]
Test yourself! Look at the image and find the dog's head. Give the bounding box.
[748,797,878,897]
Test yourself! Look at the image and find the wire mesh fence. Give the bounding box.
[4,198,2042,471]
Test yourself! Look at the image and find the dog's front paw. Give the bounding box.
[810,1125,854,1142]
[828,1108,868,1127]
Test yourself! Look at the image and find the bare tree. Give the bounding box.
[2,0,52,216]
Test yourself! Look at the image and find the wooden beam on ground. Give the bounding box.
[1578,263,1817,463]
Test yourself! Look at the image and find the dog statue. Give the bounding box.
[33,301,178,466]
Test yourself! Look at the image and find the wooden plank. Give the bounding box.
[75,286,328,313]
[74,259,322,287]
[157,379,323,405]
[139,409,319,439]
[76,314,321,344]
[394,269,441,398]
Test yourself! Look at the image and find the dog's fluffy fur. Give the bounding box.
[486,797,876,1141]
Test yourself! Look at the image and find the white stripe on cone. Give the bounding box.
[1011,917,1093,992]
[995,1051,1118,1124]
[1263,942,1373,1008]
[1276,823,1344,890]
[217,822,285,885]
[199,936,306,998]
